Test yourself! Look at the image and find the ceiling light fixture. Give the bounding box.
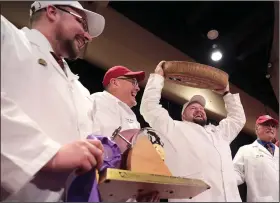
[207,29,219,40]
[211,50,223,62]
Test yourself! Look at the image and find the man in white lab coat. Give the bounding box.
[90,65,145,137]
[1,1,105,201]
[90,66,145,137]
[140,61,247,202]
[233,115,279,202]
[89,66,161,201]
[90,65,165,157]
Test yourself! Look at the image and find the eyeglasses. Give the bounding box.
[55,6,88,33]
[117,77,139,87]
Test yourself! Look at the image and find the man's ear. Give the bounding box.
[255,124,259,135]
[45,5,58,22]
[110,78,119,88]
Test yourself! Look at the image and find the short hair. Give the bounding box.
[104,83,111,91]
[29,10,44,27]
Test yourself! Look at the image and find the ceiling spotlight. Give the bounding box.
[211,50,223,61]
[268,63,272,68]
[207,29,219,40]
[265,74,271,79]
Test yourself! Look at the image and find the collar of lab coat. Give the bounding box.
[253,140,279,157]
[21,27,54,52]
[102,91,135,115]
[21,27,79,81]
[103,90,127,105]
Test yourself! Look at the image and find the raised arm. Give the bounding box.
[140,61,175,138]
[215,85,246,143]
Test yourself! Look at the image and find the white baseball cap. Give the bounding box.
[181,95,206,116]
[30,1,105,37]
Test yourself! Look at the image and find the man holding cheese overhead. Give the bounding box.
[140,61,246,202]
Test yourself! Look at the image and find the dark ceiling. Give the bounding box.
[109,1,278,113]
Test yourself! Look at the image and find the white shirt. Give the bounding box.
[89,91,140,137]
[233,140,279,202]
[140,74,246,202]
[89,91,143,202]
[1,15,93,201]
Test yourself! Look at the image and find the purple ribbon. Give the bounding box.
[67,135,122,202]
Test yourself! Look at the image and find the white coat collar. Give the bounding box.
[102,91,136,115]
[21,27,54,52]
[103,90,122,103]
[252,140,278,157]
[21,28,79,81]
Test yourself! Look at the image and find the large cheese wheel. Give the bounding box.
[163,61,229,90]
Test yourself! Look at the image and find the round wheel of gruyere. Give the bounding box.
[163,61,229,90]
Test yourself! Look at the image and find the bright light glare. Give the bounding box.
[211,51,222,61]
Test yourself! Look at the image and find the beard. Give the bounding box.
[56,30,81,60]
[193,118,207,126]
[62,39,79,60]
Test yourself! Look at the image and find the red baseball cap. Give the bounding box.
[102,66,145,87]
[256,115,279,125]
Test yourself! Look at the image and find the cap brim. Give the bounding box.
[30,2,105,37]
[80,8,105,37]
[259,118,279,125]
[124,71,146,82]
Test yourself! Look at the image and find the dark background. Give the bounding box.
[109,1,278,114]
